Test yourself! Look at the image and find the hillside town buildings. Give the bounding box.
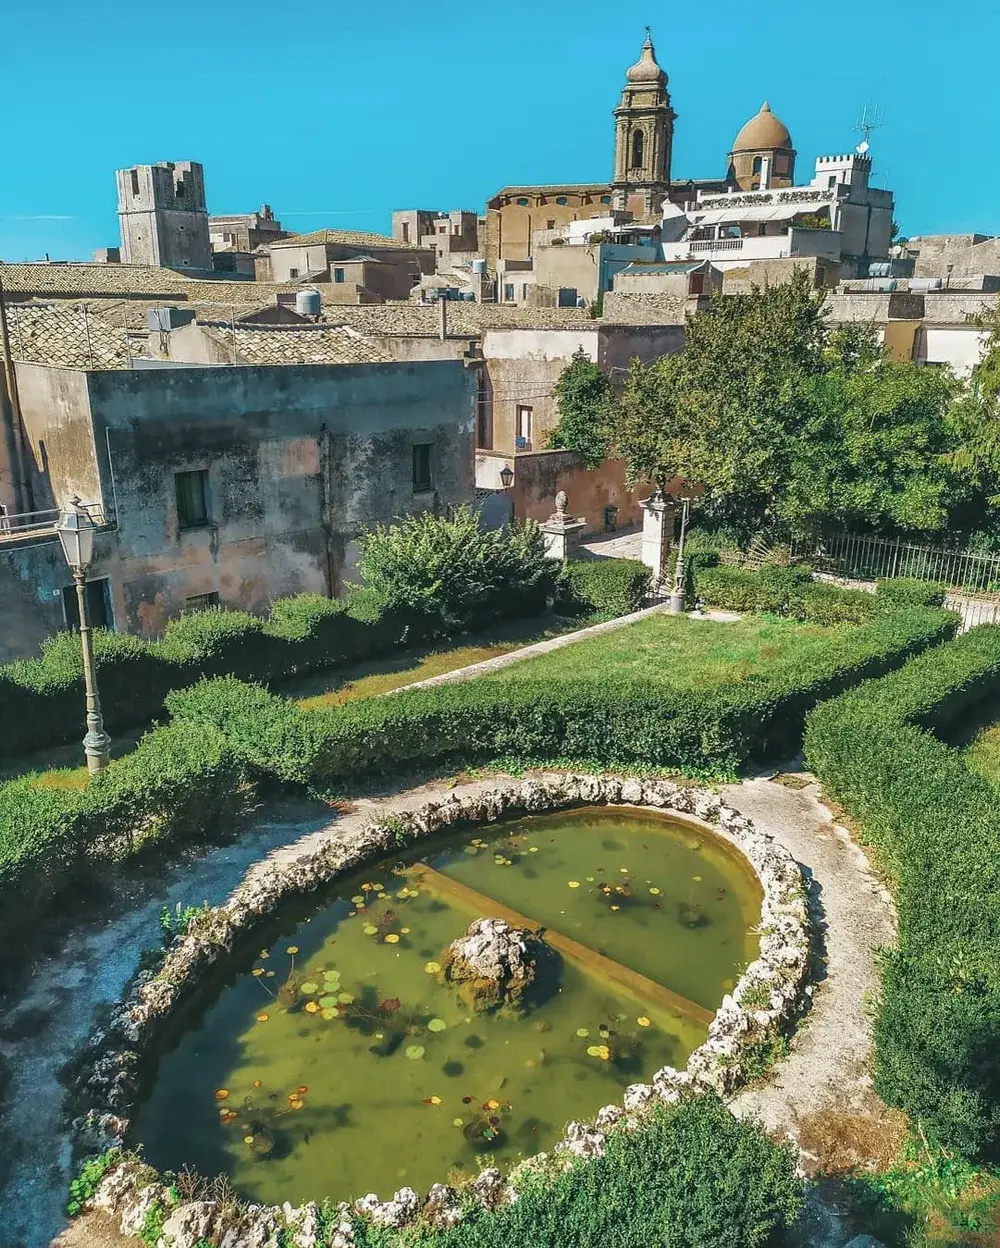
[1,30,998,662]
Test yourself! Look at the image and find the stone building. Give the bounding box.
[208,205,293,274]
[0,338,475,660]
[116,162,213,271]
[265,229,435,302]
[392,210,482,271]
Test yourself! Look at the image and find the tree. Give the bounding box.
[610,271,827,534]
[547,348,613,468]
[780,360,965,536]
[948,304,1000,507]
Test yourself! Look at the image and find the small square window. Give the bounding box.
[412,443,433,493]
[183,591,220,613]
[334,268,345,283]
[175,469,210,529]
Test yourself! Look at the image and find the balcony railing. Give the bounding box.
[0,501,107,543]
[689,237,745,253]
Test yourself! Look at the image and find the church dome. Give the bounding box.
[626,33,667,85]
[731,101,792,152]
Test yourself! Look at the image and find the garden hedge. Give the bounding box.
[0,722,247,965]
[424,1096,802,1248]
[695,564,878,624]
[167,605,956,786]
[561,558,651,617]
[0,560,653,763]
[875,576,948,609]
[804,626,1000,1158]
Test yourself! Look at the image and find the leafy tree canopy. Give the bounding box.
[547,347,613,468]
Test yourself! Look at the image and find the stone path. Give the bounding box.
[726,775,898,1248]
[19,771,892,1248]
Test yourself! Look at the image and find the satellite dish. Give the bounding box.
[856,140,870,155]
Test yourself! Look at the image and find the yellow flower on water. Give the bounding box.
[428,1095,442,1106]
[256,1012,269,1022]
[252,968,264,977]
[286,946,299,955]
[258,950,270,958]
[649,887,661,896]
[424,961,442,974]
[610,904,621,912]
[528,846,539,853]
[487,1098,500,1109]
[637,1016,651,1028]
[305,1001,319,1014]
[567,881,580,889]
[244,1135,255,1144]
[384,934,400,944]
[401,927,410,935]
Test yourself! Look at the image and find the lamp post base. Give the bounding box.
[83,717,111,774]
[668,590,686,615]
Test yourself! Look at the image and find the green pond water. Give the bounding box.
[132,807,761,1204]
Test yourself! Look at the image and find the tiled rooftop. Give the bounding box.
[197,322,393,366]
[267,229,420,252]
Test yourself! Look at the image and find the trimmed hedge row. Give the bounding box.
[875,576,948,609]
[695,564,878,624]
[0,562,652,763]
[167,606,957,786]
[428,1096,802,1248]
[561,558,651,617]
[0,723,246,959]
[0,593,422,759]
[804,626,1000,1157]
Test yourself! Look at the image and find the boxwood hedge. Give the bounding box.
[560,558,651,617]
[0,560,653,763]
[0,723,246,963]
[804,626,1000,1157]
[695,565,877,625]
[167,605,956,786]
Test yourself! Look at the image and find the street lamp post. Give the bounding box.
[56,496,111,775]
[499,463,514,490]
[669,496,691,615]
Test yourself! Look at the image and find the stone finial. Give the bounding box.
[552,490,569,521]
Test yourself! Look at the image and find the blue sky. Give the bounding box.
[2,0,998,261]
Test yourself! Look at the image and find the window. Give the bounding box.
[516,197,530,206]
[546,219,556,229]
[556,196,568,206]
[334,268,345,283]
[503,283,515,302]
[631,130,644,168]
[401,222,410,242]
[130,169,140,197]
[176,180,185,197]
[752,156,763,174]
[600,195,612,204]
[516,405,533,449]
[183,592,220,613]
[175,469,210,529]
[62,577,111,631]
[412,443,434,493]
[289,267,300,279]
[828,175,837,188]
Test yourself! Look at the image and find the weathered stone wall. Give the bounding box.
[509,449,643,534]
[601,291,689,323]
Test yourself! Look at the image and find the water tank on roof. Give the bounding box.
[471,258,486,274]
[296,288,322,318]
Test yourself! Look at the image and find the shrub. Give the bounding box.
[876,577,948,609]
[356,507,560,635]
[169,607,955,786]
[695,565,877,625]
[0,723,246,960]
[560,559,651,616]
[429,1097,802,1248]
[805,627,1000,1157]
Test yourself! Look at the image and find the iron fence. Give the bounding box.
[791,531,1000,594]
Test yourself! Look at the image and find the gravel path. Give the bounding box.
[13,772,894,1248]
[726,775,898,1247]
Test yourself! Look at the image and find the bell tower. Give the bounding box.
[612,30,675,219]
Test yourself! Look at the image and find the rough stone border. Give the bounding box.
[75,775,810,1247]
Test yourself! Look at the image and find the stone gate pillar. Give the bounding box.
[639,493,675,586]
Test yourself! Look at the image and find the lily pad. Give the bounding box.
[319,995,339,1009]
[362,925,378,936]
[575,1028,590,1038]
[405,1045,425,1060]
[384,933,400,945]
[567,880,581,889]
[300,981,319,995]
[427,1018,447,1032]
[321,1007,338,1020]
[637,1016,651,1028]
[424,961,442,974]
[337,992,354,1004]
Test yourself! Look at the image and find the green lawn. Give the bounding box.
[288,614,589,710]
[497,613,844,692]
[965,720,1000,783]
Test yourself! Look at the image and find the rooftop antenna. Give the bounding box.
[854,103,883,157]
